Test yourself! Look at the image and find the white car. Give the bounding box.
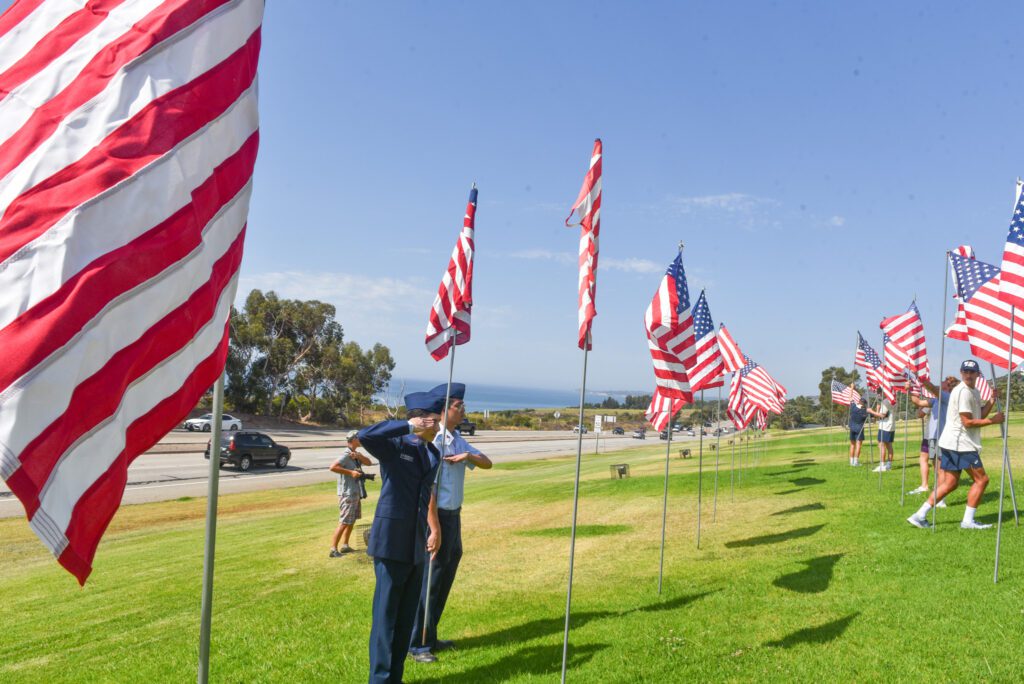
[184,413,242,432]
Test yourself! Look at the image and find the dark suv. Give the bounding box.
[204,431,291,471]
[458,419,476,436]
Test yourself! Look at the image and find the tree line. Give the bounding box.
[224,290,395,424]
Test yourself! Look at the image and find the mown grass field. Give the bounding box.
[2,420,1024,682]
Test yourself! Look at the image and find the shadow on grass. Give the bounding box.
[774,488,806,496]
[793,458,816,464]
[771,503,825,516]
[766,468,808,477]
[725,525,825,549]
[763,612,859,648]
[772,554,844,593]
[518,524,631,538]
[415,642,609,683]
[452,592,716,653]
[792,450,813,455]
[789,477,826,487]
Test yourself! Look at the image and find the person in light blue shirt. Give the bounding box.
[409,382,492,662]
[908,376,956,498]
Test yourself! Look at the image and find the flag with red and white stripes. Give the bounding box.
[645,388,685,432]
[882,333,912,391]
[566,139,601,350]
[756,410,768,431]
[737,355,787,414]
[977,375,994,403]
[687,290,725,392]
[907,373,934,399]
[947,253,1024,369]
[425,186,477,360]
[0,0,264,584]
[831,379,861,406]
[717,323,745,373]
[880,301,930,380]
[855,332,893,401]
[726,372,756,429]
[644,251,695,401]
[998,188,1024,308]
[947,245,976,342]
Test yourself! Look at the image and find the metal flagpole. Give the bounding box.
[562,334,590,683]
[713,384,722,522]
[422,331,458,646]
[730,436,736,501]
[696,391,704,549]
[197,373,225,684]
[829,373,834,458]
[900,388,910,505]
[658,404,677,595]
[931,254,950,532]
[992,351,1020,582]
[846,381,854,465]
[865,384,875,480]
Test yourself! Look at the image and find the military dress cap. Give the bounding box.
[345,430,359,441]
[428,382,466,401]
[960,359,980,372]
[404,391,446,413]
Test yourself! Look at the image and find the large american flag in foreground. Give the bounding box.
[947,253,1024,369]
[425,186,477,360]
[566,139,601,350]
[644,252,695,401]
[0,0,264,584]
[726,354,786,429]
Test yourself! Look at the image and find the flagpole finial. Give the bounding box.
[678,241,685,253]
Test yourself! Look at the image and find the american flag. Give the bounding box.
[756,410,768,431]
[645,388,685,432]
[644,252,695,401]
[830,379,860,406]
[726,372,756,429]
[737,355,786,414]
[566,139,601,350]
[880,301,930,380]
[425,186,477,360]
[977,375,994,403]
[882,333,911,391]
[0,0,264,584]
[947,253,1024,369]
[947,245,976,342]
[855,332,893,401]
[998,188,1024,308]
[717,322,745,373]
[907,373,934,399]
[686,290,725,392]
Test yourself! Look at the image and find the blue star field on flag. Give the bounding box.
[667,252,690,313]
[949,252,1000,302]
[692,290,714,339]
[857,332,882,369]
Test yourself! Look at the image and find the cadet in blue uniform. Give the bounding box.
[409,383,492,662]
[357,392,443,684]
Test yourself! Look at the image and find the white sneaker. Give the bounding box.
[907,486,929,495]
[907,515,932,529]
[851,461,862,467]
[936,500,947,509]
[872,465,884,473]
[883,463,893,471]
[960,520,993,530]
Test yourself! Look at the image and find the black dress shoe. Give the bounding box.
[411,651,437,663]
[434,639,456,651]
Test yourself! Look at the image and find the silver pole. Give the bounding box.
[730,435,736,501]
[993,320,1017,582]
[422,331,457,646]
[696,390,704,549]
[932,254,950,532]
[658,405,677,595]
[561,338,590,683]
[713,384,722,522]
[900,388,909,505]
[197,373,225,684]
[829,373,834,458]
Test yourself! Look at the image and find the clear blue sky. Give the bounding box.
[11,1,1024,396]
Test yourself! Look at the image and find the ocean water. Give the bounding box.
[379,380,644,413]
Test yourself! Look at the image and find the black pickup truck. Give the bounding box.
[458,419,476,436]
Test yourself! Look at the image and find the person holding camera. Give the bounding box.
[329,430,374,557]
[357,392,443,684]
[409,383,492,663]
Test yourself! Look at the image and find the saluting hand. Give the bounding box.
[409,416,437,433]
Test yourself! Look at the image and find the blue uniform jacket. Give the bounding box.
[357,420,439,564]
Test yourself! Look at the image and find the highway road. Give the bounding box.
[0,428,725,519]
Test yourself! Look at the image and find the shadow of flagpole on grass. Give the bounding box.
[772,554,844,594]
[763,613,859,649]
[415,643,610,684]
[770,503,825,516]
[724,525,826,548]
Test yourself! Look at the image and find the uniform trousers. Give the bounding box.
[369,557,424,684]
[409,508,463,652]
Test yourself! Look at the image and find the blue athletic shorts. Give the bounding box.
[939,448,983,472]
[878,430,895,443]
[849,428,865,441]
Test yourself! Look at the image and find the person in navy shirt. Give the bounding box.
[409,383,492,662]
[357,392,443,684]
[848,398,868,466]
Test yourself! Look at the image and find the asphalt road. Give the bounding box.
[0,428,722,519]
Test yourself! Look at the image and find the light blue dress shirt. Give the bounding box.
[432,429,481,510]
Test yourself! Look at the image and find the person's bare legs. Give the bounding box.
[340,523,354,547]
[331,523,344,551]
[928,469,960,506]
[919,451,930,488]
[963,465,989,507]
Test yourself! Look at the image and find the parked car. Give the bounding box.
[659,429,670,440]
[686,429,695,436]
[459,419,477,436]
[573,425,588,434]
[632,428,646,439]
[205,431,290,471]
[185,413,242,432]
[612,426,625,435]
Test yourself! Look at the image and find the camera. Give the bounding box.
[361,473,377,482]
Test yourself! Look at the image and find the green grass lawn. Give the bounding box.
[2,421,1024,682]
